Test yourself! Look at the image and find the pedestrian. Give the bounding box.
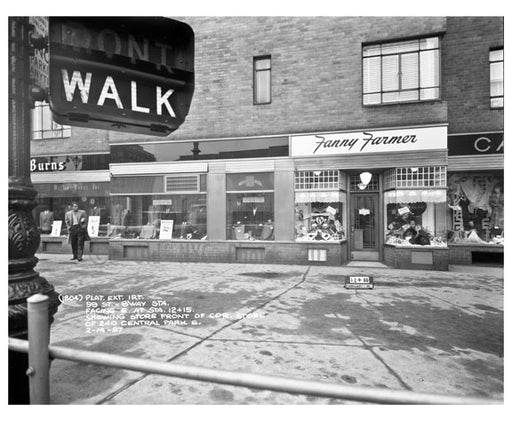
[65,201,89,261]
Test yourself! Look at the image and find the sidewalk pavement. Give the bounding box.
[34,253,504,405]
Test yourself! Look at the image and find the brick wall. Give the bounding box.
[448,244,504,265]
[32,127,109,156]
[32,17,504,151]
[443,17,504,134]
[384,245,449,271]
[108,16,448,145]
[108,239,348,266]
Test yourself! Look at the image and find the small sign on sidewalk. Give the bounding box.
[344,275,374,289]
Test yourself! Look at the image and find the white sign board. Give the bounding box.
[28,16,49,91]
[290,126,447,157]
[50,220,62,236]
[398,206,411,216]
[87,216,101,238]
[159,220,174,240]
[325,206,337,215]
[242,197,265,203]
[153,199,173,206]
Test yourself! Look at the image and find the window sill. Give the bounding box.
[363,98,443,108]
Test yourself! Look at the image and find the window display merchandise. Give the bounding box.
[446,173,503,245]
[295,202,345,241]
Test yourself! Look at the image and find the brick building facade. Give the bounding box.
[31,16,504,269]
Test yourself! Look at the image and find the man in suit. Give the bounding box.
[65,201,88,261]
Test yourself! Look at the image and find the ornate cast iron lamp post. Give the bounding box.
[8,16,60,404]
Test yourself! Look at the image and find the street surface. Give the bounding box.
[35,253,504,405]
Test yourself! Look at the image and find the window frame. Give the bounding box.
[31,101,71,140]
[383,166,447,190]
[362,36,441,106]
[489,47,504,109]
[253,55,272,105]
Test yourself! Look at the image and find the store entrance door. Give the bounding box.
[350,193,379,261]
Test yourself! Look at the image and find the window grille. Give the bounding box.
[349,175,379,191]
[384,167,446,189]
[295,170,341,190]
[32,102,71,139]
[165,175,200,193]
[383,169,396,190]
[490,48,503,109]
[363,37,440,105]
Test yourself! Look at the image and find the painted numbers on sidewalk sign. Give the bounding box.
[344,275,374,289]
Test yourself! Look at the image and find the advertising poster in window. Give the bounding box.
[159,220,174,239]
[50,220,62,236]
[87,216,101,238]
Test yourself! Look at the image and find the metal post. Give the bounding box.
[27,294,50,404]
[8,16,60,404]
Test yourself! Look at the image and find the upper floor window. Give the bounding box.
[490,48,503,109]
[253,55,271,104]
[363,37,440,105]
[32,102,71,140]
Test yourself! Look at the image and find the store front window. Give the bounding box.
[294,170,347,241]
[109,194,207,240]
[384,167,447,246]
[34,183,110,236]
[446,173,504,245]
[109,173,207,240]
[226,173,274,241]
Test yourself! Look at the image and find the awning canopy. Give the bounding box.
[295,191,345,203]
[384,189,446,204]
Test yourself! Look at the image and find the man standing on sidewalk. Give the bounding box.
[65,201,88,261]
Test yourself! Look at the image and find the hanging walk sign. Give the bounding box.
[48,16,194,137]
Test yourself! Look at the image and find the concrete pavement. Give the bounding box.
[34,253,504,404]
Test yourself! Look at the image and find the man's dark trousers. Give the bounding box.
[69,225,86,259]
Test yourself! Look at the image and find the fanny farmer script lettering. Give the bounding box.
[313,131,418,154]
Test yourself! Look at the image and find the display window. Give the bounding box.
[294,170,347,242]
[109,194,207,240]
[383,167,447,246]
[226,172,274,241]
[295,201,345,241]
[34,194,110,236]
[227,193,274,241]
[446,173,503,245]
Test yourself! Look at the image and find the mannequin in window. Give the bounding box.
[89,204,101,216]
[489,184,504,230]
[112,203,123,225]
[260,219,274,240]
[233,221,245,240]
[39,208,54,234]
[140,221,157,239]
[186,205,206,238]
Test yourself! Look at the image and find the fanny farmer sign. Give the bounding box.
[290,125,447,157]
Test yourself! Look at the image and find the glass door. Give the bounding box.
[351,193,379,251]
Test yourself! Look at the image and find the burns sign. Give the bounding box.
[49,17,194,137]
